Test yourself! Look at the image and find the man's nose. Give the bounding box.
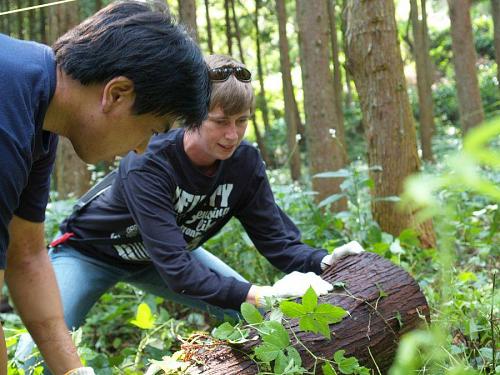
[225,123,238,140]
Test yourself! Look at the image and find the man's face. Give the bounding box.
[72,110,170,164]
[198,106,250,162]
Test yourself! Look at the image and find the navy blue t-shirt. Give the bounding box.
[61,129,327,310]
[0,34,58,268]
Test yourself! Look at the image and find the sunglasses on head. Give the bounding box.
[208,66,252,82]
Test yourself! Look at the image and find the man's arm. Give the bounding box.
[5,215,82,375]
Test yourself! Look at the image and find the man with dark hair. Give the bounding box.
[0,1,210,373]
[27,55,363,354]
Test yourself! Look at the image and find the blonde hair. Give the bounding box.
[205,54,255,116]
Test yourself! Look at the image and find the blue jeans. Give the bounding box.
[50,244,246,328]
[17,243,246,373]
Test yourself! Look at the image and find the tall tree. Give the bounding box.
[492,0,500,84]
[296,0,348,210]
[204,0,214,54]
[230,0,245,64]
[38,0,47,44]
[51,1,92,199]
[224,0,233,55]
[410,0,435,162]
[346,0,435,246]
[340,0,353,109]
[276,0,301,181]
[178,0,198,42]
[28,0,36,40]
[16,0,24,39]
[327,0,345,133]
[447,0,484,134]
[254,0,271,134]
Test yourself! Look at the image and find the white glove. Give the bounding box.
[321,240,365,271]
[65,368,96,375]
[256,271,333,307]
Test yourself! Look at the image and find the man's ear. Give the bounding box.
[101,76,135,113]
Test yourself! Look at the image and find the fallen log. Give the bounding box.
[182,252,430,374]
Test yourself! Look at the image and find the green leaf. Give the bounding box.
[333,350,361,374]
[314,304,348,325]
[254,343,282,362]
[318,194,346,208]
[129,302,155,329]
[241,302,263,324]
[322,362,338,375]
[262,322,290,349]
[286,347,302,368]
[280,300,307,318]
[302,287,318,312]
[212,322,236,340]
[273,350,289,374]
[298,315,330,339]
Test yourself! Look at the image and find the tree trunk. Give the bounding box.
[38,0,46,44]
[254,0,272,135]
[410,0,435,162]
[340,0,353,108]
[230,0,246,64]
[178,0,198,42]
[204,0,214,54]
[50,1,92,199]
[345,0,435,247]
[181,253,430,374]
[327,0,345,136]
[16,0,24,39]
[492,0,500,85]
[276,0,301,181]
[296,0,347,210]
[447,0,484,134]
[251,117,272,167]
[224,0,233,55]
[28,0,36,40]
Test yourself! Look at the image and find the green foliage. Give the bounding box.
[280,288,347,339]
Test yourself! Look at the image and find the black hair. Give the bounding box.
[53,0,210,128]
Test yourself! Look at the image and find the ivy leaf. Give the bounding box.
[129,302,155,329]
[333,350,362,374]
[298,315,331,339]
[262,321,290,349]
[314,304,348,325]
[286,346,302,368]
[241,302,263,324]
[280,300,307,318]
[212,322,237,340]
[254,343,283,362]
[302,287,318,312]
[322,362,338,375]
[273,350,289,374]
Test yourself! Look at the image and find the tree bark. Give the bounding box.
[447,0,484,134]
[178,0,198,42]
[254,0,272,135]
[410,0,435,162]
[182,253,430,374]
[492,0,500,84]
[276,0,302,181]
[345,0,435,247]
[296,0,347,210]
[204,0,214,54]
[327,0,345,135]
